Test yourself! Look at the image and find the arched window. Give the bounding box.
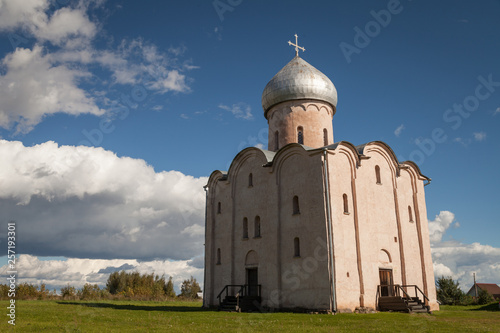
[297,126,304,144]
[323,128,328,146]
[275,131,279,150]
[243,217,248,239]
[248,173,253,187]
[375,165,381,184]
[254,216,261,237]
[343,194,349,214]
[216,248,221,265]
[294,237,300,257]
[293,195,300,215]
[217,202,221,214]
[408,206,414,222]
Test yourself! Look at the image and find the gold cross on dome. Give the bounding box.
[288,34,305,56]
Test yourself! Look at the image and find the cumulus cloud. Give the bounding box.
[219,103,253,120]
[0,254,204,293]
[0,140,207,260]
[429,211,500,291]
[0,45,104,133]
[0,1,195,134]
[394,124,404,137]
[0,0,97,46]
[428,211,456,244]
[473,132,486,141]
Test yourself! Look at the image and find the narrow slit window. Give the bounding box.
[408,206,414,222]
[254,216,261,237]
[375,165,381,184]
[294,237,300,257]
[297,126,304,144]
[217,202,221,214]
[216,248,221,265]
[243,217,248,239]
[275,131,279,150]
[248,173,253,187]
[323,128,328,146]
[343,194,349,214]
[293,195,300,215]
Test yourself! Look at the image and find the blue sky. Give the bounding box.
[0,0,499,292]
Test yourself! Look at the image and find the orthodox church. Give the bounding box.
[203,36,439,313]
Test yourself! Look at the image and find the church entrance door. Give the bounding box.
[246,268,258,296]
[379,269,394,296]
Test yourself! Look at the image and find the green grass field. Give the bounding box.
[0,300,499,332]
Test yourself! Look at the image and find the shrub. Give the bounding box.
[436,276,465,305]
[179,276,201,299]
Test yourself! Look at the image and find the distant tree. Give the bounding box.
[477,289,494,305]
[179,276,201,298]
[165,277,176,298]
[78,283,102,300]
[61,284,77,299]
[436,276,465,305]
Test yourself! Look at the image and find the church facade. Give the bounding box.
[203,42,438,313]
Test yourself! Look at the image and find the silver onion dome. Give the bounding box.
[262,56,338,117]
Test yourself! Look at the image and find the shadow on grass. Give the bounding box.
[469,303,500,312]
[57,302,214,312]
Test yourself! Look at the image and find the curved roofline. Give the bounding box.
[207,169,227,184]
[400,160,431,181]
[207,140,430,186]
[356,141,399,164]
[357,141,430,180]
[227,146,276,177]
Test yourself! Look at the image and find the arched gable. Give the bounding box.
[225,147,275,187]
[329,141,361,177]
[357,141,401,188]
[270,143,315,184]
[207,170,228,199]
[400,161,431,183]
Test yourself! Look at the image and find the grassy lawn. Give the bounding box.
[0,300,498,332]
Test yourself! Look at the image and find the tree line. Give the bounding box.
[0,271,201,301]
[436,276,495,305]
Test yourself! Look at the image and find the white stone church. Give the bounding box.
[203,37,439,313]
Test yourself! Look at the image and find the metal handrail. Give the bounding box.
[378,284,430,306]
[217,284,262,307]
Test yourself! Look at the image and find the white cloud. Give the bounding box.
[219,103,253,120]
[394,124,404,137]
[453,137,470,147]
[429,210,500,291]
[0,0,97,46]
[0,2,195,133]
[0,140,207,260]
[0,254,204,293]
[473,132,486,141]
[494,107,500,116]
[428,211,456,244]
[0,0,49,30]
[0,45,105,133]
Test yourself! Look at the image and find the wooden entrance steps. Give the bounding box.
[378,296,430,313]
[377,285,431,313]
[219,295,262,312]
[217,285,262,312]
